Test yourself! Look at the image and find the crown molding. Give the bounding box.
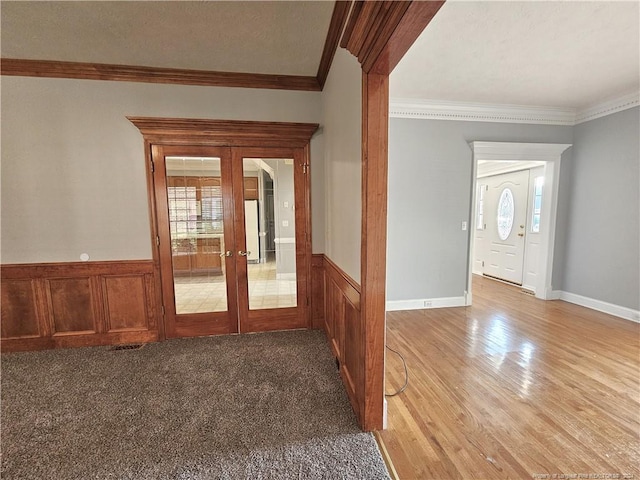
[574,91,640,124]
[389,98,576,125]
[0,58,321,92]
[390,92,640,126]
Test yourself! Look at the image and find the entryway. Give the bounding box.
[152,145,310,338]
[468,142,571,300]
[128,117,318,340]
[474,168,534,286]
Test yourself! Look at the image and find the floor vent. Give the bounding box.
[521,289,535,296]
[110,344,145,351]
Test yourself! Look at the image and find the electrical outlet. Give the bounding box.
[461,221,467,231]
[423,300,432,308]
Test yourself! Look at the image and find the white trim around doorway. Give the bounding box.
[468,142,572,302]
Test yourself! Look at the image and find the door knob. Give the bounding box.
[220,251,233,257]
[238,251,251,257]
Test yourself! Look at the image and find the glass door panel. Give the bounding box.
[242,158,297,310]
[166,156,228,314]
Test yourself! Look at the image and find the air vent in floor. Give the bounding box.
[110,344,145,351]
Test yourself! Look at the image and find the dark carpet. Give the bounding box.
[1,330,390,479]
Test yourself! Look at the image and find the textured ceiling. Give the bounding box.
[1,1,334,76]
[391,1,640,109]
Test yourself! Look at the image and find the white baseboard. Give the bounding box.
[548,290,562,300]
[382,398,388,430]
[556,291,639,323]
[386,296,466,312]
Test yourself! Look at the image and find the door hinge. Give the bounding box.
[150,160,155,173]
[482,261,485,267]
[302,163,309,174]
[156,235,160,247]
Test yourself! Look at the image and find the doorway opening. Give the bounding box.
[128,117,318,340]
[468,142,571,301]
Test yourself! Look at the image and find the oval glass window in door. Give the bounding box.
[497,188,515,240]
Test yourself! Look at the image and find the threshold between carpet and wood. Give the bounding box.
[1,330,391,480]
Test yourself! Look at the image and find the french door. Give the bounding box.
[151,144,310,338]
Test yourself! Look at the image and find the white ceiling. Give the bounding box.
[1,1,334,76]
[391,0,640,109]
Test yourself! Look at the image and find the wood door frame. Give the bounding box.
[129,118,318,340]
[151,144,238,338]
[231,146,312,334]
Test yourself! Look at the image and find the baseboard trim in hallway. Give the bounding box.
[551,289,640,323]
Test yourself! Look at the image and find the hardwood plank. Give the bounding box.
[1,58,321,91]
[378,275,640,479]
[317,1,353,88]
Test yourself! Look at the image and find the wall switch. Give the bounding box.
[283,201,289,208]
[461,221,468,231]
[282,220,289,227]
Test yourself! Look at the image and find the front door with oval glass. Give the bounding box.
[479,169,530,285]
[152,145,310,338]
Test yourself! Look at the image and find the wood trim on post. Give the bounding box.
[333,0,446,431]
[368,1,445,75]
[127,117,319,148]
[340,1,444,74]
[360,72,389,431]
[317,1,353,89]
[0,58,321,91]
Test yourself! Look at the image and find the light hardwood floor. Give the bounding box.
[379,275,640,480]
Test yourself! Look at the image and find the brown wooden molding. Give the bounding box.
[1,259,154,279]
[340,1,365,49]
[1,260,159,352]
[317,1,353,89]
[368,1,445,75]
[321,254,363,420]
[311,254,326,330]
[0,58,322,92]
[339,0,444,75]
[128,117,319,148]
[360,72,389,431]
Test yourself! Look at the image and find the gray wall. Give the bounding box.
[320,48,362,282]
[560,107,640,310]
[1,77,324,263]
[387,118,573,301]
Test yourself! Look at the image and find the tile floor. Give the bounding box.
[173,260,297,314]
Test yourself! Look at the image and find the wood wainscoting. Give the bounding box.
[1,260,160,352]
[321,255,364,424]
[311,254,326,330]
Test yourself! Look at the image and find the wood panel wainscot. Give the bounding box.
[311,254,326,330]
[1,260,160,352]
[322,256,364,422]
